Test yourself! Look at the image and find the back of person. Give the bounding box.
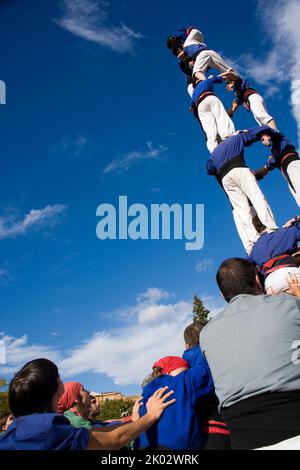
[0,413,89,450]
[201,293,300,449]
[135,374,204,450]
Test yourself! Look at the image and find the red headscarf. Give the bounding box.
[57,381,81,414]
[153,356,189,374]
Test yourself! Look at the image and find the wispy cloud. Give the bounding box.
[103,142,168,174]
[0,204,67,240]
[238,0,300,142]
[0,268,12,283]
[196,258,214,273]
[55,0,143,54]
[0,290,223,386]
[50,134,88,157]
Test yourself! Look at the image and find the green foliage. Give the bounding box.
[97,399,135,422]
[0,379,7,390]
[192,295,210,325]
[0,392,10,416]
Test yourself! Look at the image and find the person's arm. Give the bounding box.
[253,165,270,181]
[87,387,175,450]
[227,100,239,117]
[186,363,214,404]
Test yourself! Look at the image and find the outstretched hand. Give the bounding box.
[146,387,176,420]
[286,274,300,298]
[131,396,143,422]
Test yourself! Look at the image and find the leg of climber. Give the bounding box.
[248,93,277,130]
[193,50,236,81]
[286,160,300,207]
[222,169,261,254]
[210,95,235,140]
[236,167,278,232]
[197,96,219,153]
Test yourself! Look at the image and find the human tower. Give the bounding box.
[167,27,300,294]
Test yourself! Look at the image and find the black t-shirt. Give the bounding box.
[221,390,300,450]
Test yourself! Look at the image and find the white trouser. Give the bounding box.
[248,93,274,126]
[286,160,300,207]
[256,435,300,450]
[193,50,234,77]
[197,96,235,153]
[222,168,277,254]
[233,206,257,255]
[265,267,300,294]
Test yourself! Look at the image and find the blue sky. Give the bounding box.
[1,0,300,395]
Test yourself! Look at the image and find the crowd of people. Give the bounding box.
[1,26,300,451]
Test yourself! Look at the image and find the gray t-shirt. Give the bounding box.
[200,293,300,410]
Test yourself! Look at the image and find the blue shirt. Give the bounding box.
[134,364,214,450]
[183,43,208,59]
[0,413,89,450]
[234,78,256,106]
[206,127,262,175]
[182,346,207,368]
[191,76,223,106]
[248,223,300,267]
[264,130,297,170]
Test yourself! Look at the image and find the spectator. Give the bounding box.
[58,382,93,429]
[183,322,231,450]
[0,358,175,450]
[87,395,122,428]
[200,258,300,449]
[134,355,213,450]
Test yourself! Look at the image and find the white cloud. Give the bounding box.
[0,204,67,240]
[55,0,142,54]
[0,335,61,375]
[103,142,168,174]
[196,258,214,273]
[238,0,300,142]
[0,289,223,386]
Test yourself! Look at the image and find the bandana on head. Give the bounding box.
[57,381,81,414]
[153,356,189,374]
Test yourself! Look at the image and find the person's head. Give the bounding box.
[216,258,263,302]
[226,80,235,92]
[0,413,13,432]
[9,359,64,418]
[260,133,272,146]
[153,356,189,377]
[58,382,91,419]
[184,322,204,349]
[89,395,100,419]
[166,35,184,57]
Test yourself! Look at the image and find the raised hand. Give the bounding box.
[146,387,176,420]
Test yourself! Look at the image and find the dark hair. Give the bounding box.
[9,358,59,417]
[166,35,176,49]
[184,322,203,347]
[216,258,260,302]
[0,413,11,432]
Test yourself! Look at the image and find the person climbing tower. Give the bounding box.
[167,27,237,82]
[189,75,235,153]
[207,130,278,254]
[251,126,300,207]
[221,71,277,130]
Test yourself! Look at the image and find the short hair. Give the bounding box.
[216,258,259,302]
[142,367,163,389]
[9,358,59,417]
[184,322,203,347]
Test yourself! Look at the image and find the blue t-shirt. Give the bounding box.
[234,78,256,106]
[191,76,223,106]
[248,223,300,267]
[0,413,89,450]
[264,131,297,171]
[182,346,207,368]
[134,363,214,450]
[206,127,263,175]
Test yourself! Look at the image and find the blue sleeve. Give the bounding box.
[212,76,224,84]
[46,416,90,450]
[265,154,277,171]
[239,126,269,146]
[289,223,300,243]
[207,158,216,175]
[185,364,214,405]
